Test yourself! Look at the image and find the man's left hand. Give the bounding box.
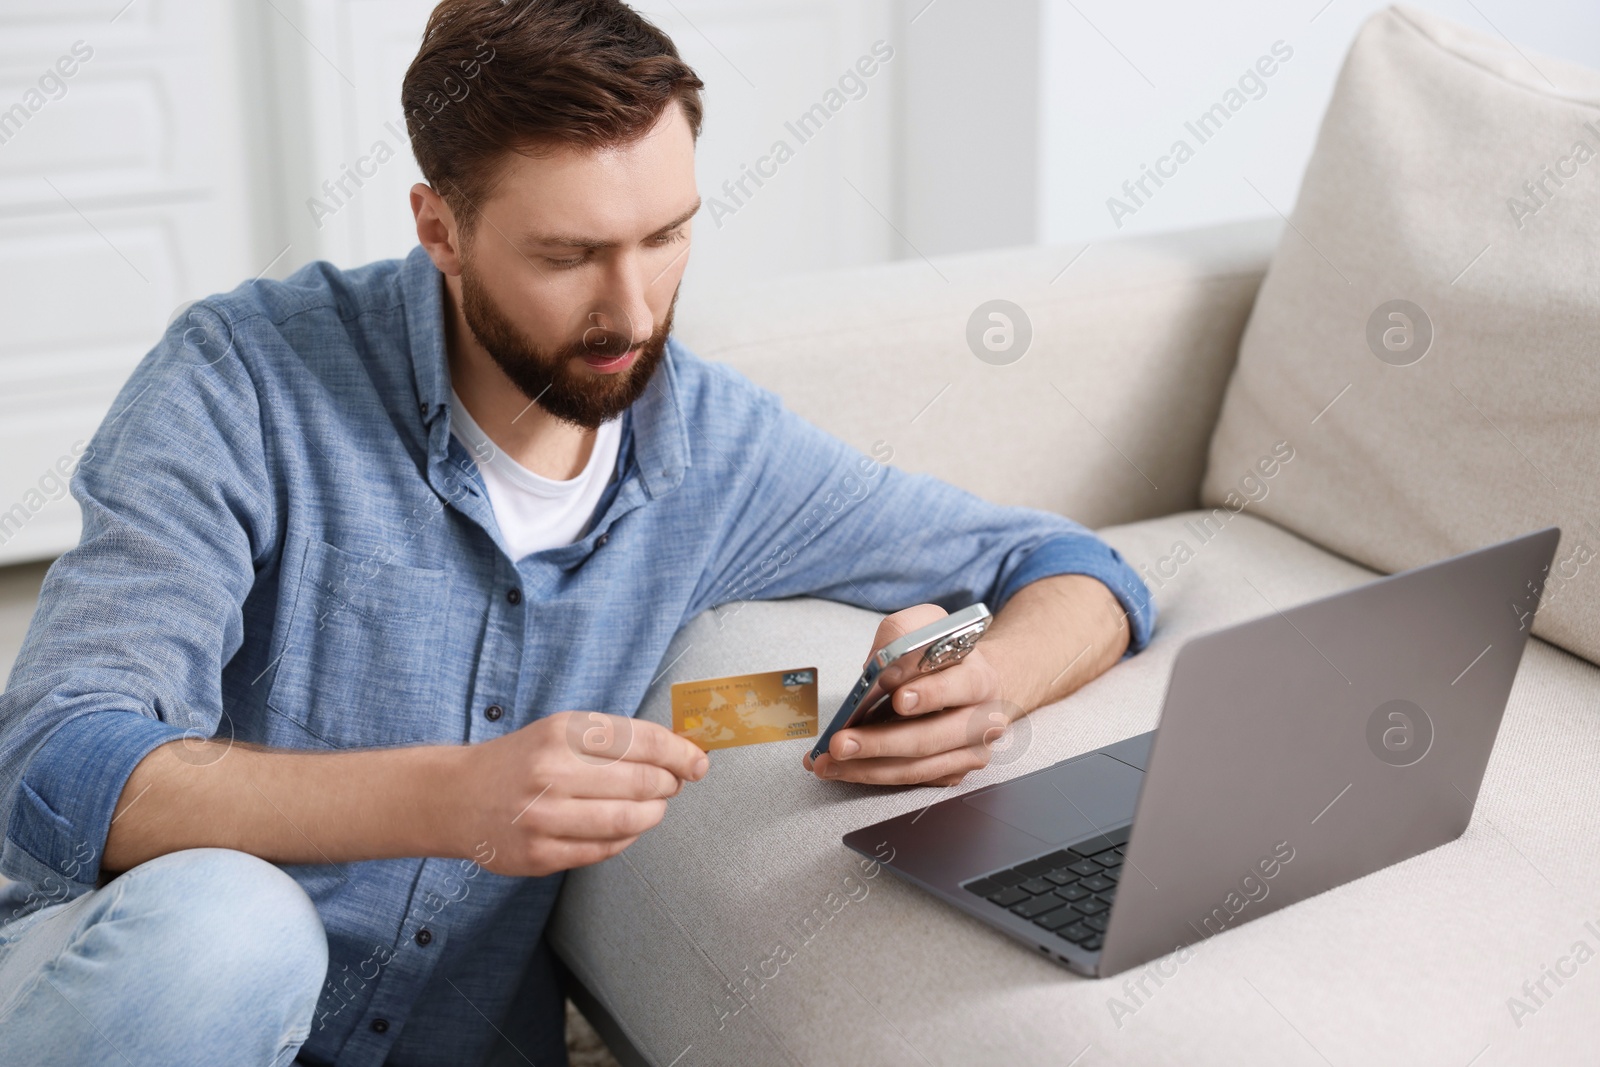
[802,604,1014,787]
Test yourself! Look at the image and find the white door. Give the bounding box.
[0,0,256,564]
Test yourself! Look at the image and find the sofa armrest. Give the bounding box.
[675,217,1281,528]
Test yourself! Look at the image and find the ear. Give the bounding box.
[412,183,466,277]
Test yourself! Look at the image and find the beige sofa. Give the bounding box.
[550,7,1600,1065]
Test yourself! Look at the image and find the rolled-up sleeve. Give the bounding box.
[0,304,272,895]
[689,385,1155,654]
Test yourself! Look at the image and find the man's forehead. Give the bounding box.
[483,106,698,242]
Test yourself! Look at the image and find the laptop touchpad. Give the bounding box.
[961,753,1143,845]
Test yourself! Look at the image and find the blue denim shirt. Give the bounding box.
[0,245,1153,1065]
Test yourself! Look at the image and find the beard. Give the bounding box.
[458,260,675,430]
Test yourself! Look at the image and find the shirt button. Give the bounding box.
[371,1018,390,1034]
[484,704,504,722]
[596,533,609,548]
[415,928,433,946]
[506,587,522,605]
[418,401,428,416]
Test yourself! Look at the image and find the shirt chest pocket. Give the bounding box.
[266,536,451,748]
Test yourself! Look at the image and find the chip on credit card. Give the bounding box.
[671,667,818,751]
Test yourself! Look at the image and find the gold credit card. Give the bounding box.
[671,667,819,751]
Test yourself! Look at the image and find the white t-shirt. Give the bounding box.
[448,389,622,559]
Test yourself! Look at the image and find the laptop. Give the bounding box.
[843,527,1559,978]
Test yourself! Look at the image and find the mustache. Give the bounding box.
[558,312,672,361]
[561,326,638,360]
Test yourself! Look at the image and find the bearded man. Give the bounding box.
[0,2,1152,1064]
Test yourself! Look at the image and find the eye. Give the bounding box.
[650,229,687,248]
[544,251,591,270]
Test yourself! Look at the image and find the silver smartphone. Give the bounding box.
[810,603,993,761]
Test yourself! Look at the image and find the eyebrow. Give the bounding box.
[525,198,702,251]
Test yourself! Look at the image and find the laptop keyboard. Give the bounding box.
[960,825,1131,953]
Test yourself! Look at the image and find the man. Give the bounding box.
[0,1,1153,1064]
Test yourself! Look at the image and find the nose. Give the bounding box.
[590,265,655,349]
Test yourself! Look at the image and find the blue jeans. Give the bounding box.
[0,848,327,1066]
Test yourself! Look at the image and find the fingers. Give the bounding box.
[517,796,668,841]
[485,713,705,878]
[535,834,641,874]
[567,759,683,801]
[842,704,1004,761]
[806,702,1016,784]
[557,712,709,782]
[867,604,947,665]
[614,718,709,781]
[887,650,1000,717]
[814,744,988,786]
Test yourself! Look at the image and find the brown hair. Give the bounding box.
[402,0,704,229]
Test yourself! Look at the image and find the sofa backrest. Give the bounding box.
[1202,5,1600,665]
[675,219,1279,531]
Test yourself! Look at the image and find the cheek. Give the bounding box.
[547,293,626,349]
[474,248,577,340]
[651,234,692,291]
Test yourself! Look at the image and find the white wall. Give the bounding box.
[259,0,902,300]
[2,0,1598,565]
[897,0,1042,257]
[1036,0,1600,246]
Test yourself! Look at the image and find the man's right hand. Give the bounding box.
[453,711,708,878]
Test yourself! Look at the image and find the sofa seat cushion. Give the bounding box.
[1201,5,1600,666]
[549,511,1600,1065]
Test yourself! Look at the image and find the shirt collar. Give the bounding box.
[400,244,688,501]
